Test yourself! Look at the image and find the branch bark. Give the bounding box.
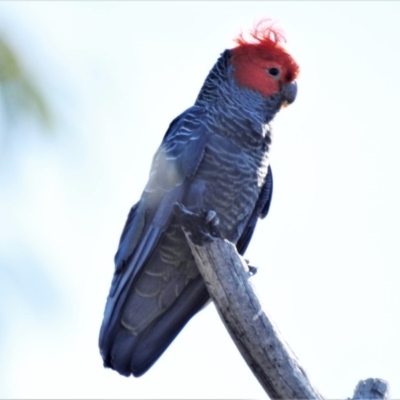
[350,378,389,400]
[174,203,390,400]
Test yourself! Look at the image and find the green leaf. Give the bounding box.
[0,36,53,130]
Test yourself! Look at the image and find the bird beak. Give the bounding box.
[281,81,297,105]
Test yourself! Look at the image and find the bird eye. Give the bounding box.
[267,67,280,78]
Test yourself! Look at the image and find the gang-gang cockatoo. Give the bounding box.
[99,19,299,377]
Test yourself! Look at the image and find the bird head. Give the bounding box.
[230,19,299,106]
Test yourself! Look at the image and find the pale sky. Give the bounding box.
[1,1,400,399]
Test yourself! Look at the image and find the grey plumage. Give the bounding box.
[99,48,294,377]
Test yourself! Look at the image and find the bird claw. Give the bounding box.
[205,210,220,237]
[205,210,219,225]
[244,258,258,276]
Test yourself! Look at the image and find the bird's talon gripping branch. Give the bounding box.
[204,210,221,237]
[205,210,218,224]
[244,258,258,276]
[248,265,258,276]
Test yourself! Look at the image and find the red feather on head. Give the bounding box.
[230,19,299,95]
[234,18,287,47]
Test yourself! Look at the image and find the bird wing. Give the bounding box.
[99,106,211,376]
[236,165,273,254]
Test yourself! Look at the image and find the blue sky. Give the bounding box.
[1,1,400,398]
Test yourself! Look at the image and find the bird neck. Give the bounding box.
[195,49,275,151]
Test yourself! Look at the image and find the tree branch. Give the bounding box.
[350,378,389,400]
[174,203,390,400]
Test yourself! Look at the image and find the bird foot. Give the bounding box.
[244,258,258,276]
[205,210,219,225]
[205,210,221,237]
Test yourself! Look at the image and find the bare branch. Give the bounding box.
[174,203,390,400]
[174,203,323,399]
[350,378,389,400]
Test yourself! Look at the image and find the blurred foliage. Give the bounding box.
[0,35,53,130]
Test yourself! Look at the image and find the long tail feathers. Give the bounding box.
[100,276,209,377]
